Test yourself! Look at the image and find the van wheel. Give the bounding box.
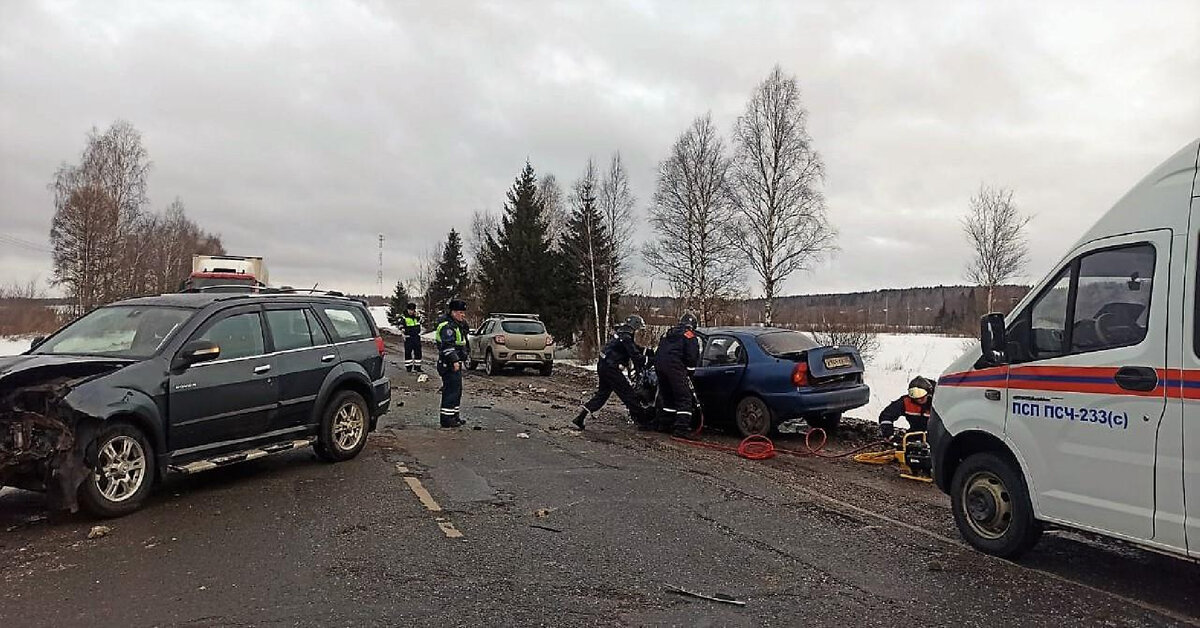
[78,422,155,518]
[735,396,774,437]
[466,358,478,371]
[950,452,1043,559]
[315,390,370,462]
[806,413,841,432]
[484,351,500,376]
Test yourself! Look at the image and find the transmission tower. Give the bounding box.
[377,233,384,295]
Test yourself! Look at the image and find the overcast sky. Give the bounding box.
[2,0,1198,298]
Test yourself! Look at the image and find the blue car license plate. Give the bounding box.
[823,355,853,369]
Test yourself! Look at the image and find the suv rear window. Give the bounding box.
[756,330,818,357]
[501,320,545,334]
[322,306,374,341]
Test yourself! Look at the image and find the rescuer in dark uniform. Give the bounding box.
[435,300,471,428]
[401,302,424,373]
[878,376,936,438]
[654,312,701,438]
[571,315,649,431]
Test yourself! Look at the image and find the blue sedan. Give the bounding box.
[691,327,870,437]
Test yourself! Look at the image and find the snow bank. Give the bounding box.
[0,336,34,357]
[557,359,598,372]
[854,333,970,425]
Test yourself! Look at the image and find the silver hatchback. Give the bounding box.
[468,314,554,376]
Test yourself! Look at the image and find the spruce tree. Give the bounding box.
[386,280,412,328]
[477,162,578,344]
[428,229,471,317]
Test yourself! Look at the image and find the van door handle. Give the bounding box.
[254,364,272,374]
[723,369,737,375]
[321,354,336,362]
[1114,366,1157,392]
[985,389,1002,401]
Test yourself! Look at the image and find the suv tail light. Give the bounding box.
[545,335,554,347]
[494,334,507,345]
[375,336,386,356]
[791,361,810,387]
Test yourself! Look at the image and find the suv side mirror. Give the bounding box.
[173,340,221,371]
[979,313,1008,366]
[29,336,46,350]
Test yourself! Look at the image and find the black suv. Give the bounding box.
[0,292,391,516]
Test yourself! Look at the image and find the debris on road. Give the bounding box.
[665,584,746,606]
[533,499,583,519]
[517,432,530,439]
[87,525,111,540]
[530,523,563,533]
[417,374,429,383]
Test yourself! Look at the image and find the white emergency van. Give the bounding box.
[929,139,1200,560]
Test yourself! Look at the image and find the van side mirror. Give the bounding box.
[979,313,1008,366]
[173,340,221,371]
[29,336,46,350]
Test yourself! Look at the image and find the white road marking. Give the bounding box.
[397,466,464,539]
[403,476,442,512]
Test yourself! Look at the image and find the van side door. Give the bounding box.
[1003,233,1169,542]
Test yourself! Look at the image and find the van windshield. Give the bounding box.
[32,306,193,359]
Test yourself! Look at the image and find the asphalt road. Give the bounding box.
[2,344,1199,627]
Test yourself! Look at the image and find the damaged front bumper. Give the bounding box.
[1,367,119,511]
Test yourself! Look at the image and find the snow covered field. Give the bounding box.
[0,336,34,357]
[369,306,395,333]
[855,333,971,425]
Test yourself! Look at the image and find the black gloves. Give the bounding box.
[880,421,895,439]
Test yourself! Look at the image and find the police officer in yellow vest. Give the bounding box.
[401,302,423,373]
[435,299,471,428]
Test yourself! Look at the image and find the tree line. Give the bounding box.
[394,65,836,348]
[391,64,1035,350]
[49,120,225,314]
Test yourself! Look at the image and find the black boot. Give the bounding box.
[571,408,588,431]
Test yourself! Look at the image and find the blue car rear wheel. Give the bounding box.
[735,396,774,437]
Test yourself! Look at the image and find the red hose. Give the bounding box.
[670,426,887,461]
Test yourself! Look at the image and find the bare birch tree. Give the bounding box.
[962,185,1031,312]
[417,241,444,317]
[597,152,636,334]
[49,180,121,313]
[564,159,610,350]
[49,122,224,309]
[732,66,835,325]
[538,174,568,251]
[644,114,745,325]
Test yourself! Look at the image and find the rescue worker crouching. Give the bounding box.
[654,312,701,438]
[401,302,424,373]
[572,315,650,431]
[879,376,935,439]
[435,299,471,428]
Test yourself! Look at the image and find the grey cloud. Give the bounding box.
[1,0,1197,297]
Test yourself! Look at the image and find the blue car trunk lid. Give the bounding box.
[804,346,864,386]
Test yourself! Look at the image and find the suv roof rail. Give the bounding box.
[259,287,348,297]
[489,312,541,320]
[181,284,264,293]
